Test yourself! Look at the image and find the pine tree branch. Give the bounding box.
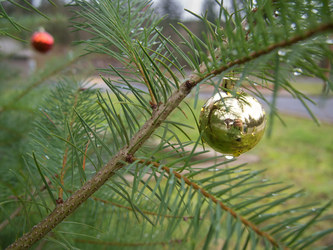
[59,89,81,199]
[6,22,333,249]
[132,158,281,248]
[132,50,158,106]
[189,22,333,83]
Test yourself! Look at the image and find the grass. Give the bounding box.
[258,79,332,97]
[291,80,332,97]
[251,115,333,196]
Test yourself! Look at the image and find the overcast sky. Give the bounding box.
[32,0,226,20]
[153,0,222,20]
[153,0,205,19]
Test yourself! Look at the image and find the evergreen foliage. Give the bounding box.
[1,0,333,249]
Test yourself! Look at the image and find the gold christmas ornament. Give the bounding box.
[199,84,266,158]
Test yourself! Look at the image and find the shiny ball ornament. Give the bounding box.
[31,31,54,53]
[199,91,266,157]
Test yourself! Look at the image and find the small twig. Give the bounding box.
[132,158,281,248]
[190,23,333,83]
[125,39,158,106]
[41,110,56,128]
[135,56,158,106]
[82,139,90,171]
[58,90,81,199]
[58,147,69,199]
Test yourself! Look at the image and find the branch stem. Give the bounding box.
[133,158,280,247]
[59,90,80,199]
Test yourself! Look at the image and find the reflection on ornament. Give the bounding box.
[31,31,54,53]
[199,90,266,157]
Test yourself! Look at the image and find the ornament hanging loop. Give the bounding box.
[221,77,241,93]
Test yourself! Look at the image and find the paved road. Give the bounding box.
[260,95,333,124]
[89,78,333,124]
[196,92,333,124]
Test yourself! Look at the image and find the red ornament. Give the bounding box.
[31,31,54,53]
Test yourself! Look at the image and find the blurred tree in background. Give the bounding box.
[202,0,219,23]
[157,0,183,20]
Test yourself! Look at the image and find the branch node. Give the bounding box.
[149,100,162,110]
[125,154,135,163]
[185,80,194,90]
[55,197,63,205]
